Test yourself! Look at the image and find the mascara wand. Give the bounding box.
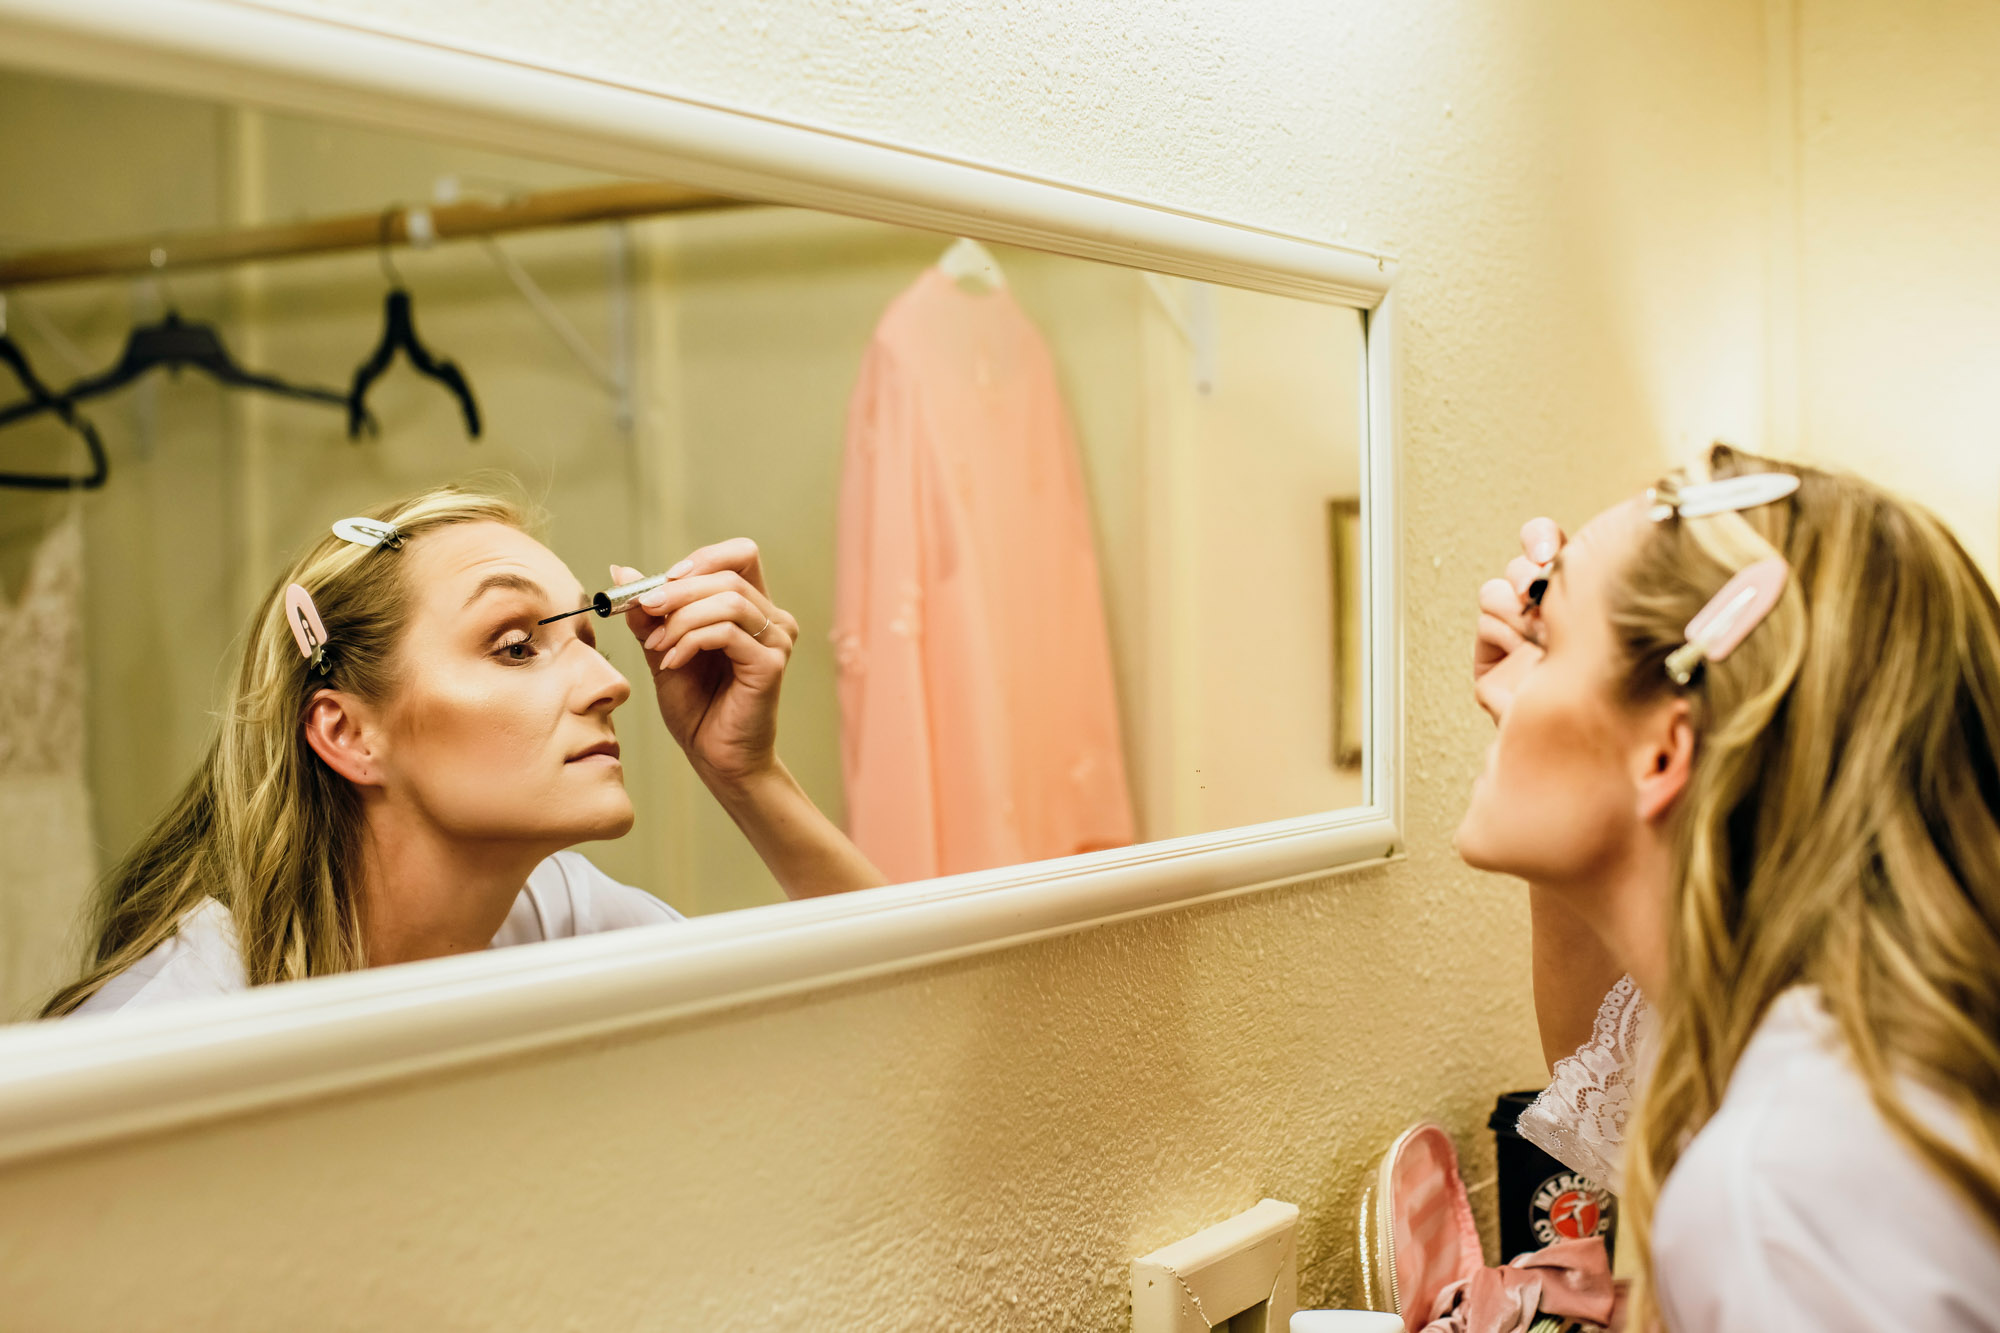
[539,571,671,625]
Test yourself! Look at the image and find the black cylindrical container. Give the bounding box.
[1489,1089,1618,1264]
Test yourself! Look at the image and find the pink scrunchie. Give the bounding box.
[1419,1237,1621,1333]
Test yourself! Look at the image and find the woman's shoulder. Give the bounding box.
[69,899,247,1016]
[1654,987,2000,1332]
[492,851,686,947]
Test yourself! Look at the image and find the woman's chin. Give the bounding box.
[593,803,637,841]
[1451,813,1499,872]
[558,794,636,843]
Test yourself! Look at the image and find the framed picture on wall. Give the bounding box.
[1329,497,1364,769]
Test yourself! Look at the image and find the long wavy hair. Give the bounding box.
[43,485,534,1017]
[1612,445,2000,1317]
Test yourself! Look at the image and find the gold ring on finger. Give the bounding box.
[750,613,774,641]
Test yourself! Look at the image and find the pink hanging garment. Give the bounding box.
[832,266,1135,882]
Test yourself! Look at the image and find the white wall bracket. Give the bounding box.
[1133,1198,1299,1333]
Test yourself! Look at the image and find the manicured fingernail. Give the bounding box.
[638,589,669,610]
[667,559,694,579]
[645,627,666,653]
[1529,539,1557,564]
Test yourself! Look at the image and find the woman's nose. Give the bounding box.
[575,643,632,712]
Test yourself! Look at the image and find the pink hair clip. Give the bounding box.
[284,583,332,677]
[1664,557,1788,685]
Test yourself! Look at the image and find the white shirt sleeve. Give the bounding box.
[69,898,249,1015]
[491,850,686,947]
[1653,989,2000,1333]
[73,855,686,1016]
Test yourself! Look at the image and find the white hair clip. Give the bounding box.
[284,583,333,677]
[1647,472,1800,523]
[332,516,404,550]
[1664,557,1789,685]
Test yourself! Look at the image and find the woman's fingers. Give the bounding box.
[610,546,802,666]
[1520,517,1565,565]
[1506,554,1547,600]
[1480,576,1528,624]
[622,571,775,640]
[636,569,777,622]
[645,589,795,665]
[645,537,770,598]
[1507,519,1568,598]
[1483,574,1535,664]
[657,620,788,674]
[1475,606,1527,679]
[1470,520,1563,715]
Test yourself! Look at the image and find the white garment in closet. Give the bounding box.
[0,512,95,1020]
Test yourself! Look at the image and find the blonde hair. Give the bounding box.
[43,484,535,1017]
[1613,446,2000,1317]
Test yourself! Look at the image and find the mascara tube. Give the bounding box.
[591,572,672,617]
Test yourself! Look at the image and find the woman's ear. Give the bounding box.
[1635,697,1695,823]
[303,689,386,787]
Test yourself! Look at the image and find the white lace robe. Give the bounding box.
[1516,974,1650,1193]
[0,512,96,1020]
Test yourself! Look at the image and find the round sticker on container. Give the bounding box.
[333,517,403,549]
[1530,1170,1615,1246]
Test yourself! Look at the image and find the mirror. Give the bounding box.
[0,65,1369,1022]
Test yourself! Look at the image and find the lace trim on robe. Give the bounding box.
[0,512,85,778]
[1516,974,1651,1193]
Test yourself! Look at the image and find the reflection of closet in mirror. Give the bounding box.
[0,66,1367,986]
[647,213,1366,902]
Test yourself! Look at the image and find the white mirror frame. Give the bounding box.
[0,0,1401,1166]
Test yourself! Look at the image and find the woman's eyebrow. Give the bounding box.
[461,572,550,609]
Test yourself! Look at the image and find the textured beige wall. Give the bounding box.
[1788,0,2000,571]
[0,1,1776,1327]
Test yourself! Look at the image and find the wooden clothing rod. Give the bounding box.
[0,181,753,288]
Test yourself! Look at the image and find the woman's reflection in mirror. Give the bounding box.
[42,484,883,1017]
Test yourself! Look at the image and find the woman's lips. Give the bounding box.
[567,739,622,764]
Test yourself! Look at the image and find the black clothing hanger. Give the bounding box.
[0,309,364,432]
[346,290,481,439]
[346,211,481,440]
[0,311,108,491]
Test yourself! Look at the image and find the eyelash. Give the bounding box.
[495,631,539,664]
[495,627,597,663]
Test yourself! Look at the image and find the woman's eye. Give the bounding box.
[496,633,539,663]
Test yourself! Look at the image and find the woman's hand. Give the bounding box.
[611,543,886,900]
[1473,517,1564,722]
[611,539,802,789]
